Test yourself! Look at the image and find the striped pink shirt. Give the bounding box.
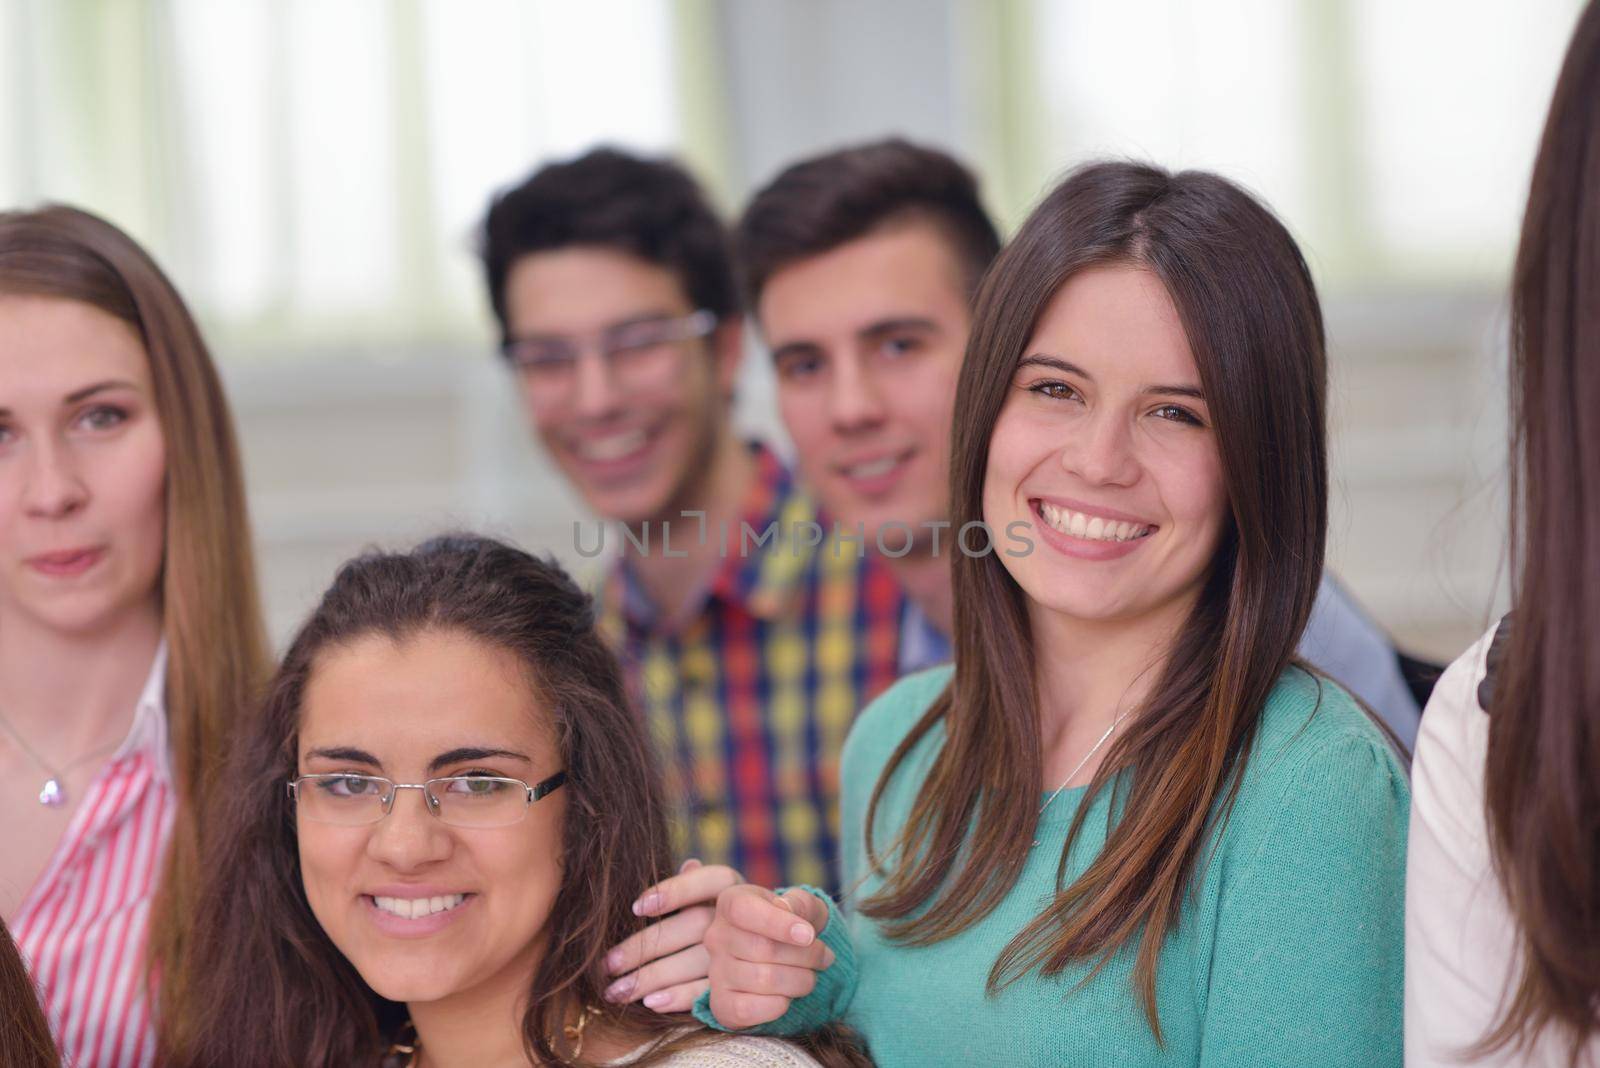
[13,644,173,1068]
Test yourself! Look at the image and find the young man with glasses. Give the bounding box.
[478,148,903,895]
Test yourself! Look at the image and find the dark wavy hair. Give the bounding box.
[1484,1,1600,1061]
[860,161,1328,1043]
[1,923,59,1068]
[737,136,1001,307]
[478,146,739,340]
[170,534,867,1067]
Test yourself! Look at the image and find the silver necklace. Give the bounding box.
[1033,708,1131,847]
[0,711,124,807]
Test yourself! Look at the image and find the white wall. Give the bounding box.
[206,0,1518,662]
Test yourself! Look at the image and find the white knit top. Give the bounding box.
[609,1033,824,1067]
[1405,624,1599,1067]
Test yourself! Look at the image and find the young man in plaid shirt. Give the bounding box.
[479,149,904,901]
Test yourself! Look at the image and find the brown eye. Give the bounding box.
[1152,404,1202,426]
[1028,380,1077,401]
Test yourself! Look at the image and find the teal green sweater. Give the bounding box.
[696,664,1409,1066]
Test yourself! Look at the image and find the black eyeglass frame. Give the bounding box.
[497,308,718,370]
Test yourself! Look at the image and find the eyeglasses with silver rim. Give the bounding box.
[287,770,567,829]
[498,308,718,391]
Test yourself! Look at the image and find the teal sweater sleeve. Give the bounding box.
[1198,730,1409,1066]
[690,669,952,1037]
[690,887,857,1036]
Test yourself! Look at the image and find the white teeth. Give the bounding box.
[372,893,467,920]
[844,456,900,479]
[1037,503,1151,543]
[576,430,648,461]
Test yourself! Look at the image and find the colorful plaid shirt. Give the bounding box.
[599,443,904,892]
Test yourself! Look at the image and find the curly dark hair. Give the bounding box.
[737,137,1001,308]
[169,534,869,1068]
[479,146,739,338]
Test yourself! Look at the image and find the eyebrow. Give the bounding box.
[305,746,381,766]
[0,379,141,419]
[66,379,140,404]
[427,747,530,773]
[509,311,678,344]
[605,310,678,330]
[858,316,940,342]
[770,316,941,364]
[302,746,531,774]
[770,339,821,364]
[1017,354,1206,402]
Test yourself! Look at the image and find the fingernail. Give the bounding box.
[643,991,670,1010]
[604,977,635,1002]
[632,892,662,916]
[605,950,624,973]
[822,946,836,969]
[790,922,814,946]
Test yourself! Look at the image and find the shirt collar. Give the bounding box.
[898,598,953,675]
[607,441,820,632]
[111,638,171,784]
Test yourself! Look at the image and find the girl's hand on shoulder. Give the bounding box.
[705,883,835,1030]
[604,859,743,1013]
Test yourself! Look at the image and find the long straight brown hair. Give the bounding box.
[168,535,868,1068]
[1484,2,1600,1060]
[1,923,59,1068]
[0,206,271,1034]
[859,161,1329,1041]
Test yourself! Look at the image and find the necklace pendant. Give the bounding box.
[39,778,65,807]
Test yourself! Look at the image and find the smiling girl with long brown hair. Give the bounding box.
[694,161,1410,1066]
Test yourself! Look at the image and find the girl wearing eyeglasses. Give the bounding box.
[0,206,270,1067]
[170,535,867,1068]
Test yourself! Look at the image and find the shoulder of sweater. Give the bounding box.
[1195,666,1413,881]
[1415,623,1496,754]
[1410,624,1497,825]
[643,1035,824,1067]
[1229,664,1410,816]
[841,663,954,779]
[1251,663,1402,762]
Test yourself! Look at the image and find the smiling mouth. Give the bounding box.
[570,425,657,464]
[837,449,914,481]
[367,893,471,920]
[1034,500,1156,543]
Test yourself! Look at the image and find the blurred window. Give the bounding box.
[1024,0,1584,286]
[0,0,684,344]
